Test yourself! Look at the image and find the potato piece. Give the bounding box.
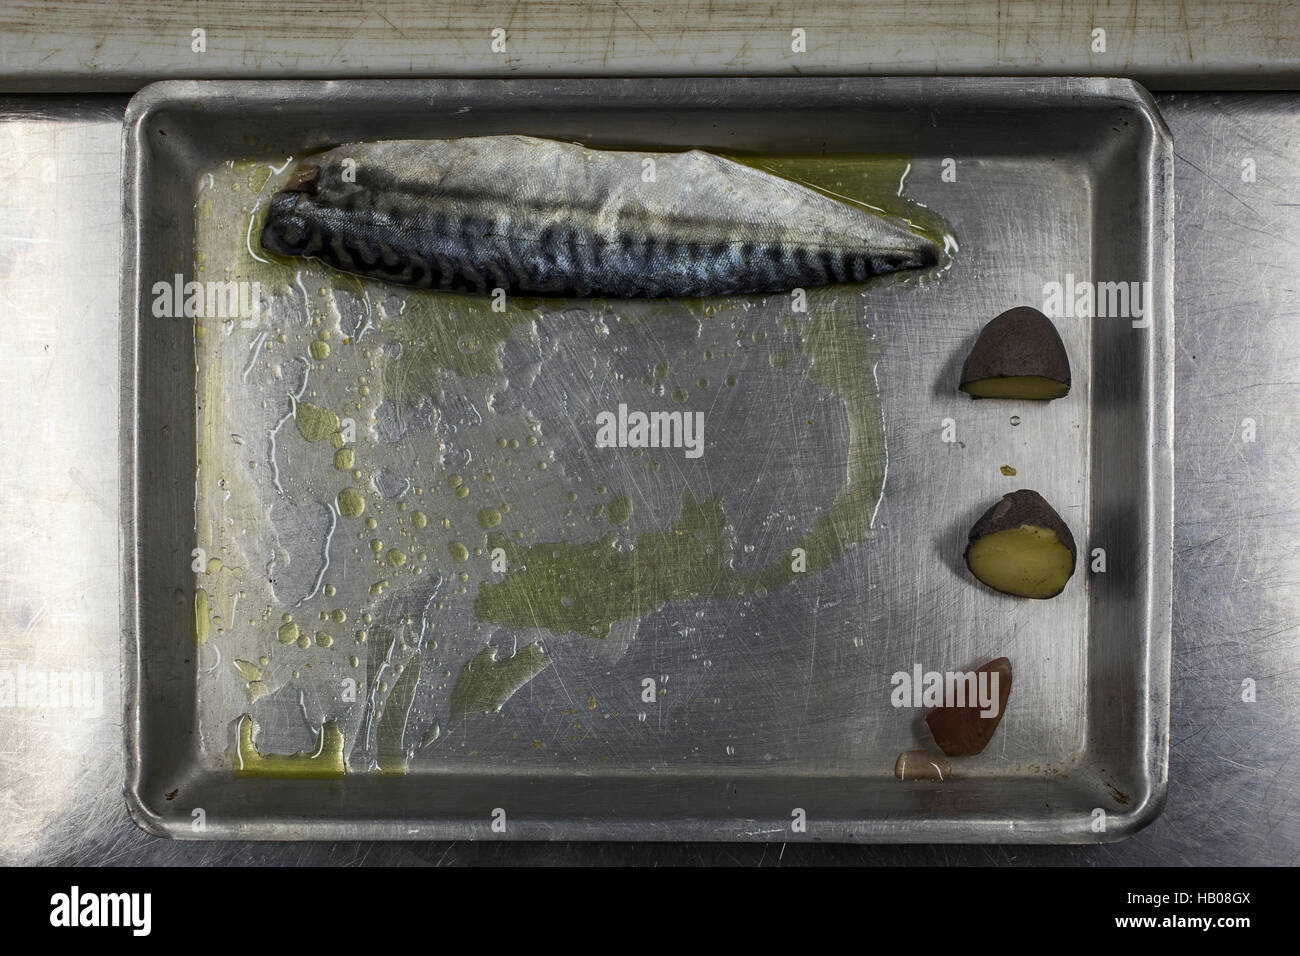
[925,657,1013,757]
[894,750,953,780]
[965,489,1076,598]
[959,306,1070,400]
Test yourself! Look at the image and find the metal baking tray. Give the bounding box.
[121,77,1173,842]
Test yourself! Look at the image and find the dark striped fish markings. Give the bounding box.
[260,136,940,299]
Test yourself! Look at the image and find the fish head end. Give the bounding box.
[882,236,941,275]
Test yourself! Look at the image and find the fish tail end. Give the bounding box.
[283,163,321,194]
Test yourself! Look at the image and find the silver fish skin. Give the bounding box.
[260,135,939,298]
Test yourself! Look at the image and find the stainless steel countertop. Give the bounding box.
[0,91,1295,865]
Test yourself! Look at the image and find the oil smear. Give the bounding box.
[233,713,346,778]
[450,643,550,716]
[196,149,950,774]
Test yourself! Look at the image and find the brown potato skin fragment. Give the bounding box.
[925,657,1013,757]
[964,488,1078,598]
[959,306,1071,398]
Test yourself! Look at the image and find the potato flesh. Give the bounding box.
[967,524,1073,598]
[961,375,1069,400]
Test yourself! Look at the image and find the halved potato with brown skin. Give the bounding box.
[965,489,1076,598]
[959,306,1071,400]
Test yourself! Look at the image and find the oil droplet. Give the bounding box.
[370,539,384,553]
[337,487,365,518]
[294,402,338,443]
[386,549,407,567]
[316,631,334,647]
[277,620,299,644]
[607,494,632,526]
[653,359,669,379]
[412,510,428,528]
[324,584,336,597]
[310,339,331,360]
[333,447,355,471]
[331,609,347,623]
[769,350,790,369]
[296,633,311,649]
[1000,464,1017,476]
[455,485,470,498]
[478,508,502,528]
[672,387,688,404]
[725,374,737,387]
[447,474,463,488]
[449,541,469,562]
[1010,416,1022,426]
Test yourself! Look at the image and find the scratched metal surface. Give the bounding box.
[0,89,1294,863]
[0,1,1296,90]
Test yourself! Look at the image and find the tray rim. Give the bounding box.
[119,75,1175,844]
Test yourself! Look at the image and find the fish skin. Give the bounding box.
[260,135,939,298]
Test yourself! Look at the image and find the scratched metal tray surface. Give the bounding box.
[121,77,1173,842]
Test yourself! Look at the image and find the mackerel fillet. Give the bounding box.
[260,135,939,298]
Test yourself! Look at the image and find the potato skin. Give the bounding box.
[959,306,1071,397]
[964,489,1077,598]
